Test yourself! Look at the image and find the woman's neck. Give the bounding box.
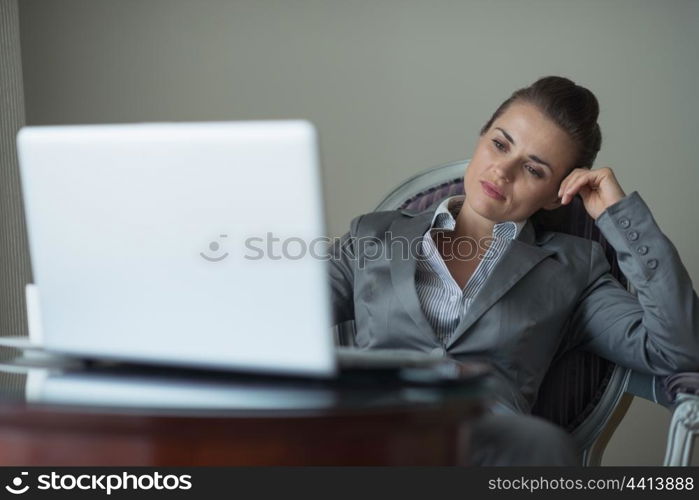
[453,201,496,244]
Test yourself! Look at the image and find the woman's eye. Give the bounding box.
[525,165,543,178]
[491,139,542,178]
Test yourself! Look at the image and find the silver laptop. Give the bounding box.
[17,121,339,377]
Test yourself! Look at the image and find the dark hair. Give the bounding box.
[480,76,602,173]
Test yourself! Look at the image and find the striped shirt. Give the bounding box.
[415,195,526,346]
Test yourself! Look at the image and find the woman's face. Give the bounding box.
[464,101,578,223]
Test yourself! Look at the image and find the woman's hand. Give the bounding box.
[558,167,626,220]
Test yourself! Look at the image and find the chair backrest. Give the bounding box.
[375,159,628,436]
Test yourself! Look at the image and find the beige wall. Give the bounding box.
[18,0,699,465]
[1,0,31,347]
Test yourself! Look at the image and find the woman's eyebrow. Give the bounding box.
[528,154,553,172]
[494,127,553,172]
[495,127,516,145]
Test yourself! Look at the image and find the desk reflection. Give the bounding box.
[0,351,487,414]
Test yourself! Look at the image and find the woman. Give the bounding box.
[329,76,699,465]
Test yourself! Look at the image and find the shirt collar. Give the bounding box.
[428,195,526,240]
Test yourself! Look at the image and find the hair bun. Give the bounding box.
[479,76,602,169]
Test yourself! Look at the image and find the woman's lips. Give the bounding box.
[480,181,506,201]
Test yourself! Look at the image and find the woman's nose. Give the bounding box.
[492,159,517,183]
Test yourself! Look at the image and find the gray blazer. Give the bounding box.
[329,191,699,413]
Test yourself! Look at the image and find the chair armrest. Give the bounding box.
[624,369,699,466]
[662,375,699,466]
[664,372,699,403]
[625,370,699,409]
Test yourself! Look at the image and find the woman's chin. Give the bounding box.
[469,197,505,220]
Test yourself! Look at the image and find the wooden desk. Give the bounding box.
[0,358,488,465]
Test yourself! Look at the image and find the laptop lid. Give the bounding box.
[17,121,337,377]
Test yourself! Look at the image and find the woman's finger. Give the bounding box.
[561,171,595,204]
[558,168,586,199]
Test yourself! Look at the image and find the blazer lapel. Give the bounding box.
[446,220,555,348]
[388,209,438,341]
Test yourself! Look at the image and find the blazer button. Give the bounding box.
[647,259,658,269]
[637,245,649,255]
[627,231,639,241]
[618,217,630,228]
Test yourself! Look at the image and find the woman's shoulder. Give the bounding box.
[345,208,422,237]
[536,229,605,269]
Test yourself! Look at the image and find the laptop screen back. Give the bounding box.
[17,121,337,377]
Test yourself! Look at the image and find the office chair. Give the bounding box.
[336,159,699,466]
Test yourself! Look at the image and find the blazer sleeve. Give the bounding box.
[327,215,362,326]
[567,191,699,375]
